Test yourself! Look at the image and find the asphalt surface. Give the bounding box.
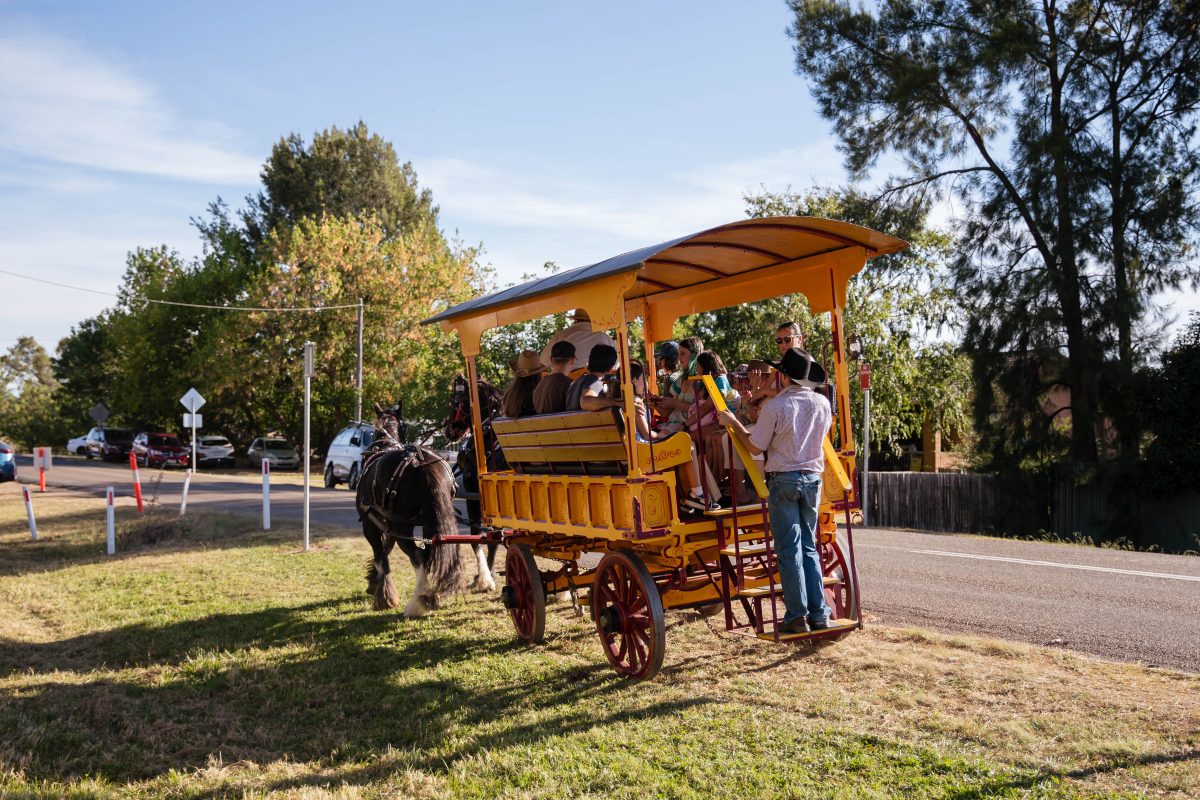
[9,455,1200,672]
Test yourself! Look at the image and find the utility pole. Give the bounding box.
[303,341,314,551]
[356,298,364,422]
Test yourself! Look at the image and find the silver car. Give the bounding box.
[323,423,375,489]
[247,437,300,469]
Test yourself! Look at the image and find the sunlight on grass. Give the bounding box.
[1,486,1197,798]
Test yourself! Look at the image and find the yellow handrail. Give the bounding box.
[693,375,768,500]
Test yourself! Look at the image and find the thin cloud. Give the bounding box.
[0,32,260,184]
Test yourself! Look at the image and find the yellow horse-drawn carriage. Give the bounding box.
[424,216,907,679]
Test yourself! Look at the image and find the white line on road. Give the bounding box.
[858,544,1200,583]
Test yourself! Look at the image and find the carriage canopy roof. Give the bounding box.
[423,216,907,354]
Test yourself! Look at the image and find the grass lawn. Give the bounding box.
[1,486,1197,799]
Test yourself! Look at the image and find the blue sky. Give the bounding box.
[2,0,850,350]
[2,1,1194,353]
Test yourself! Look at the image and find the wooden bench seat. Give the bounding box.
[491,409,694,477]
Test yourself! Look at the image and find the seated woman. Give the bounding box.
[501,350,545,418]
[727,360,775,505]
[630,362,719,514]
[684,351,739,487]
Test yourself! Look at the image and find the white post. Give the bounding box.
[190,415,198,475]
[356,297,364,422]
[106,486,115,555]
[862,386,871,528]
[303,340,314,551]
[180,471,191,516]
[262,457,271,530]
[22,485,38,541]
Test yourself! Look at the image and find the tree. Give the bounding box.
[682,186,972,454]
[244,121,439,245]
[204,215,484,450]
[787,0,1200,465]
[1140,313,1200,492]
[0,337,70,449]
[52,316,114,431]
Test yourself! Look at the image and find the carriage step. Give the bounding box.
[704,503,769,518]
[758,618,856,641]
[739,577,839,597]
[720,541,771,557]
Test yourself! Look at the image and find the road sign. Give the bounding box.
[89,403,109,423]
[183,413,203,429]
[180,388,206,413]
[859,362,871,391]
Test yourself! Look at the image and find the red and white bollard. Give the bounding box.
[262,458,271,530]
[129,451,144,513]
[22,484,38,540]
[106,486,116,555]
[36,446,47,492]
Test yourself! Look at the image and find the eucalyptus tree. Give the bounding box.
[788,0,1200,465]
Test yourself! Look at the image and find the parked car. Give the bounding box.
[247,437,300,469]
[0,441,15,482]
[67,434,88,455]
[196,435,236,467]
[85,427,133,462]
[133,432,190,469]
[323,422,376,490]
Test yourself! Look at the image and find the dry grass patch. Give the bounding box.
[1,486,1197,798]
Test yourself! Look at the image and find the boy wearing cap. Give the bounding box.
[534,340,577,414]
[717,347,833,633]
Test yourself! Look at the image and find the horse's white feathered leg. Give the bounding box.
[403,565,431,618]
[472,544,497,592]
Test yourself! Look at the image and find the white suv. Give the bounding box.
[323,423,376,489]
[196,435,236,467]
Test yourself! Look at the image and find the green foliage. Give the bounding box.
[244,121,439,245]
[787,0,1200,466]
[48,122,485,452]
[0,337,71,449]
[685,186,972,454]
[1141,313,1200,493]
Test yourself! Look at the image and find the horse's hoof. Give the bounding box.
[422,593,441,610]
[472,578,497,593]
[402,602,429,619]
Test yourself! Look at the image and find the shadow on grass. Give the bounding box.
[1,596,706,787]
[944,748,1200,799]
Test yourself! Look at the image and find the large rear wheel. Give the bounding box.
[820,532,859,640]
[593,549,665,680]
[502,543,546,644]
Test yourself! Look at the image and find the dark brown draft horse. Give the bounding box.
[357,401,463,617]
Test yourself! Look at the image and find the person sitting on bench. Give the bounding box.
[533,340,577,415]
[501,349,546,418]
[565,344,621,412]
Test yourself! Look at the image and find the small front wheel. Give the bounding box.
[593,549,666,680]
[323,463,337,489]
[347,462,361,491]
[502,543,546,644]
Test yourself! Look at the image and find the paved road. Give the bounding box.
[11,455,1200,672]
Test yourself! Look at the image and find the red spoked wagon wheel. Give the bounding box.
[592,549,665,680]
[820,533,859,640]
[502,543,545,644]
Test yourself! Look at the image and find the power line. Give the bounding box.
[0,267,361,312]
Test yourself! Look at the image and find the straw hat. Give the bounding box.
[508,349,548,378]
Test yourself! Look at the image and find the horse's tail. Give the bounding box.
[423,459,464,595]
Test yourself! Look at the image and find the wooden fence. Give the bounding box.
[866,472,999,533]
[865,469,1200,551]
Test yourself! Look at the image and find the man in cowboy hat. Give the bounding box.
[540,308,616,369]
[717,347,834,634]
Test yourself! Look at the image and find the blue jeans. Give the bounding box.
[767,471,832,625]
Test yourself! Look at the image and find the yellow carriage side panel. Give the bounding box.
[611,483,632,528]
[548,483,569,524]
[497,478,514,518]
[821,438,852,504]
[640,479,676,528]
[514,481,532,519]
[634,431,694,473]
[588,485,612,527]
[567,484,588,525]
[530,481,549,521]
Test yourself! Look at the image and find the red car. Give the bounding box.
[133,432,190,468]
